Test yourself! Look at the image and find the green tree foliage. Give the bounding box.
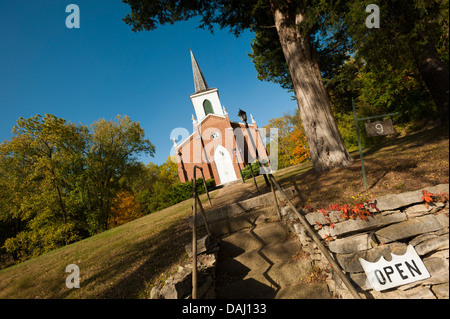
[343,0,448,125]
[131,156,215,214]
[249,1,448,126]
[0,114,154,262]
[83,115,155,234]
[239,161,261,180]
[249,28,294,92]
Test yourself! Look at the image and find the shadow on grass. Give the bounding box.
[57,220,193,299]
[270,126,449,208]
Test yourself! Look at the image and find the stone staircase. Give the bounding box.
[214,206,332,299]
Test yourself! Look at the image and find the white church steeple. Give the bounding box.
[189,50,224,122]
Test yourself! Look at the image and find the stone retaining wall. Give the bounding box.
[283,184,449,299]
[150,250,218,299]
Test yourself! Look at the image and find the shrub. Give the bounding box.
[240,161,261,180]
[167,178,216,205]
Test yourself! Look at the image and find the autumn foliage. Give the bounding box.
[289,129,310,165]
[421,190,449,208]
[265,109,310,169]
[108,191,144,228]
[305,198,377,230]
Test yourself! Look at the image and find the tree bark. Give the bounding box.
[412,41,449,126]
[271,4,353,171]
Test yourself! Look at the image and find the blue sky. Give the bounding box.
[0,0,298,165]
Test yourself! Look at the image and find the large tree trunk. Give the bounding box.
[412,41,449,126]
[271,4,353,171]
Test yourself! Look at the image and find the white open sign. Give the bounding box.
[359,245,430,291]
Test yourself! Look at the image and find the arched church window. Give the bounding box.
[203,99,214,116]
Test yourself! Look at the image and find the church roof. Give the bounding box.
[190,50,209,93]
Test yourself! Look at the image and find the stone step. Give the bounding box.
[219,239,302,273]
[216,260,317,299]
[219,221,291,254]
[215,216,332,299]
[274,283,332,299]
[217,257,312,292]
[208,206,278,236]
[216,277,277,299]
[245,258,312,287]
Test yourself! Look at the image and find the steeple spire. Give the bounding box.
[190,49,209,93]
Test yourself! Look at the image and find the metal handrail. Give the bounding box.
[191,165,213,299]
[268,174,362,299]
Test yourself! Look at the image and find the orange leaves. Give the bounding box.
[327,201,373,222]
[108,191,144,228]
[311,198,377,233]
[289,129,310,165]
[438,191,450,202]
[421,190,434,204]
[421,190,449,208]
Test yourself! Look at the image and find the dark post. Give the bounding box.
[191,173,198,299]
[352,98,368,190]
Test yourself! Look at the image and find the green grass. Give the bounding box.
[0,192,216,299]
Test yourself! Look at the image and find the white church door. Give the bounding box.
[214,145,238,185]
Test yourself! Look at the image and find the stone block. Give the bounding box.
[374,184,448,212]
[305,212,333,225]
[370,286,436,299]
[375,215,443,244]
[280,206,292,216]
[409,232,438,246]
[331,212,407,237]
[414,233,449,256]
[374,190,423,211]
[185,235,212,257]
[422,257,449,285]
[424,184,449,195]
[432,283,449,299]
[150,286,162,299]
[404,203,433,218]
[348,272,371,291]
[328,234,376,254]
[336,242,407,273]
[435,211,449,228]
[160,267,192,299]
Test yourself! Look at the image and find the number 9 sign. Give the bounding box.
[365,119,395,137]
[375,123,384,135]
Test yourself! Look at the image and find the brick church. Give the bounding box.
[173,51,270,186]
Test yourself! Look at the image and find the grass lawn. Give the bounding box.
[0,192,215,299]
[0,125,447,299]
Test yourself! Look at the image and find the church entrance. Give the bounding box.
[214,145,238,185]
